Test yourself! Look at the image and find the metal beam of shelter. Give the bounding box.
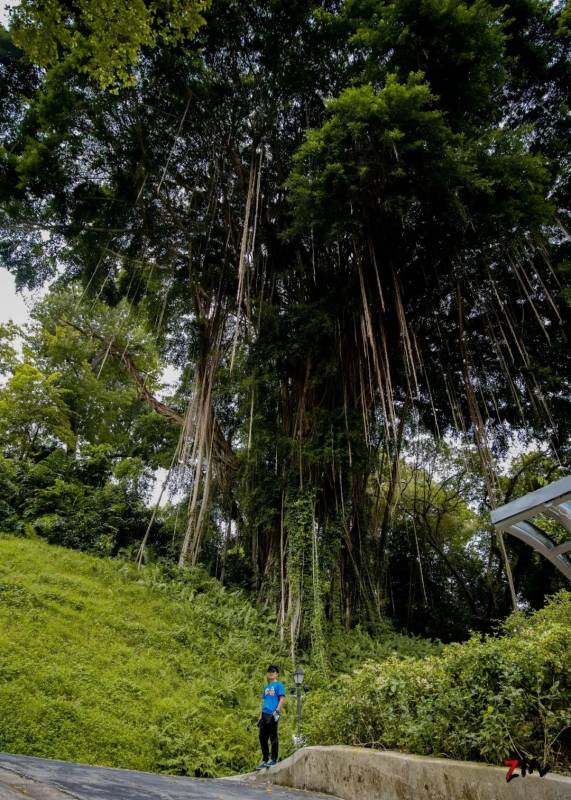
[491,475,571,581]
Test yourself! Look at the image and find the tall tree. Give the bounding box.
[1,0,569,646]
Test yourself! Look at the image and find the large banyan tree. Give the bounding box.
[1,0,570,650]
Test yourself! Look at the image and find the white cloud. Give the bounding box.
[1,1,19,27]
[0,268,33,326]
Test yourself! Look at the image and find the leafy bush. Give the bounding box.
[0,446,156,555]
[324,620,442,674]
[305,591,571,770]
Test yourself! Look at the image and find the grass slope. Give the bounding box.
[0,535,283,776]
[11,534,553,778]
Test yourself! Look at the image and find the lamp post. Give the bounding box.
[293,666,305,748]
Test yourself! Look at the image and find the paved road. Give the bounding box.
[0,754,335,800]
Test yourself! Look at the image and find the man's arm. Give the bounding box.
[276,682,286,715]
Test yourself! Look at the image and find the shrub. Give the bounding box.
[305,591,571,770]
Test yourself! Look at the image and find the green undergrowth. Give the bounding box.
[0,534,436,776]
[305,591,571,772]
[4,535,565,778]
[0,535,282,776]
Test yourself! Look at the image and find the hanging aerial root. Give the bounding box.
[456,283,517,610]
[230,146,264,371]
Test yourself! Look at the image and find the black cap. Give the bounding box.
[267,664,280,673]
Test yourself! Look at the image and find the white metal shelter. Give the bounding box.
[491,475,571,581]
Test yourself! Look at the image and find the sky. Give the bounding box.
[0,270,34,328]
[1,0,17,25]
[1,3,41,327]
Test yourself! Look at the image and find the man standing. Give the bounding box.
[256,664,286,769]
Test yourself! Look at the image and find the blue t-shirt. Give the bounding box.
[261,680,286,714]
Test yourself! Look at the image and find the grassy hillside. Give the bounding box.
[0,535,442,777]
[0,535,287,776]
[5,534,565,777]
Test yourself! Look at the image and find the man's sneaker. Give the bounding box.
[266,760,277,767]
[255,762,268,770]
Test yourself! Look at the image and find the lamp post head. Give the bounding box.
[294,666,305,686]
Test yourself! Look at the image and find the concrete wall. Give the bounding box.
[251,746,571,800]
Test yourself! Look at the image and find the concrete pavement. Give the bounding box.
[0,753,337,800]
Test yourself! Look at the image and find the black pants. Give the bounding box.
[259,713,279,761]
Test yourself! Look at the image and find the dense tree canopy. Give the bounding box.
[0,0,569,651]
